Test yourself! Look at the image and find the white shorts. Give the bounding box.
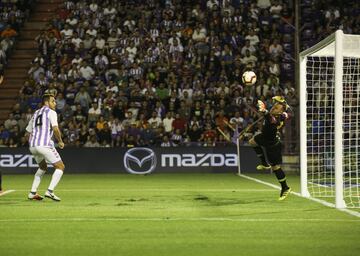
[29,146,62,164]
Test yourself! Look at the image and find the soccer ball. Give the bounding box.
[242,71,257,86]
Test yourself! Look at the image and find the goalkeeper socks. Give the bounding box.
[30,168,46,193]
[48,169,63,191]
[253,146,268,166]
[274,168,289,189]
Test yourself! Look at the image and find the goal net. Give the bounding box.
[300,30,360,209]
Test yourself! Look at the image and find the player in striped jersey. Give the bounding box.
[26,94,65,201]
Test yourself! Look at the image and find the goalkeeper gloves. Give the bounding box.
[257,100,268,114]
[281,112,290,120]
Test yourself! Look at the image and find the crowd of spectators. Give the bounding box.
[0,0,35,81]
[300,0,360,51]
[0,0,357,152]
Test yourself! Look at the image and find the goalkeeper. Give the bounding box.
[249,96,291,200]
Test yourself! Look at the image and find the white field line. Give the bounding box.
[308,181,332,188]
[0,190,16,197]
[238,174,360,218]
[13,188,276,192]
[0,217,359,223]
[309,181,360,188]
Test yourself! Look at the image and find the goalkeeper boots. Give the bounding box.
[279,187,291,201]
[256,164,271,171]
[28,192,44,201]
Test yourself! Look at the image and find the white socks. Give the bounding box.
[48,169,64,191]
[30,169,64,194]
[31,168,46,193]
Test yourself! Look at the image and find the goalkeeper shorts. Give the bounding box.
[254,134,282,165]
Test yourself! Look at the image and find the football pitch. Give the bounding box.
[0,173,359,256]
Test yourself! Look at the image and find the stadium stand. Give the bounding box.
[0,0,56,125]
[0,0,357,151]
[0,0,36,119]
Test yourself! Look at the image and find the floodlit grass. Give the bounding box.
[0,173,359,256]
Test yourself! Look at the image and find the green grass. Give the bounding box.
[0,173,359,256]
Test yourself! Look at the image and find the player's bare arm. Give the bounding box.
[53,126,64,149]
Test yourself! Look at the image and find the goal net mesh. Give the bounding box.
[306,53,360,208]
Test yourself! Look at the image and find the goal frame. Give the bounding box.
[299,30,348,208]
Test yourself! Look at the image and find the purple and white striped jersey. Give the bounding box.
[26,106,58,147]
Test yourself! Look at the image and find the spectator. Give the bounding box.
[88,101,102,125]
[160,135,174,147]
[60,24,73,39]
[245,29,260,46]
[84,135,100,147]
[148,111,162,129]
[96,116,106,131]
[269,0,283,19]
[230,111,245,130]
[98,122,112,145]
[241,50,258,67]
[171,129,183,146]
[28,62,45,81]
[268,39,283,58]
[79,61,95,80]
[188,123,202,143]
[269,60,280,76]
[74,86,92,112]
[0,124,10,141]
[17,113,28,132]
[0,25,17,38]
[172,113,187,134]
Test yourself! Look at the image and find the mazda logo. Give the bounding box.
[123,147,157,174]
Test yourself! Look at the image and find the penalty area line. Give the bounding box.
[238,174,360,218]
[0,190,16,197]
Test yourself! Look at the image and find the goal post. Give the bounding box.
[299,30,360,209]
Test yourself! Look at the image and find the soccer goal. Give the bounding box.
[300,30,360,209]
